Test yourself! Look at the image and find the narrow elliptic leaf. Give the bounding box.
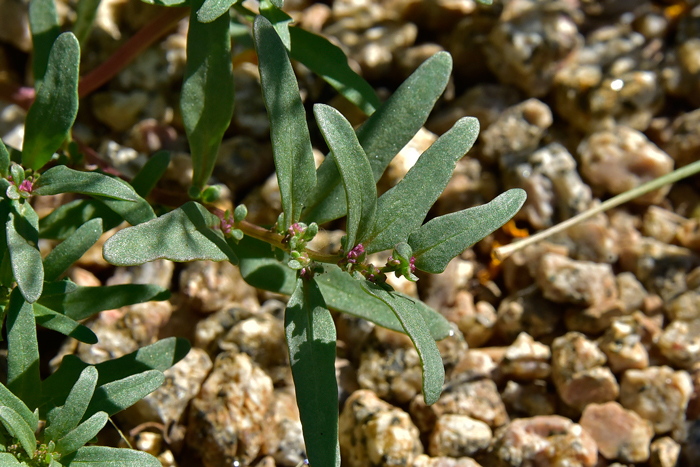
[259,0,292,50]
[39,199,122,240]
[302,51,453,225]
[62,446,162,467]
[196,0,240,22]
[0,139,9,177]
[7,210,44,303]
[361,117,480,254]
[33,166,139,201]
[22,32,79,171]
[43,218,103,281]
[54,411,108,456]
[38,284,170,321]
[314,104,376,249]
[361,281,445,405]
[254,16,316,229]
[40,337,190,410]
[290,27,379,116]
[130,150,170,197]
[286,277,340,467]
[409,189,527,273]
[73,0,101,45]
[33,303,98,344]
[29,0,60,86]
[45,366,98,443]
[95,186,156,226]
[85,370,165,418]
[41,279,78,297]
[102,201,237,266]
[0,407,36,458]
[0,453,21,465]
[0,383,39,432]
[182,0,234,196]
[6,289,41,409]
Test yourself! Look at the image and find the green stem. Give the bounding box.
[493,159,700,261]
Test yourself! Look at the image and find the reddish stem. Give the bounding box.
[0,82,34,111]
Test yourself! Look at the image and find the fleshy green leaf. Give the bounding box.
[45,366,98,443]
[0,383,39,432]
[37,284,170,321]
[254,16,316,229]
[33,166,139,201]
[62,446,162,467]
[196,0,241,22]
[102,201,237,266]
[302,51,453,225]
[290,26,379,116]
[361,281,445,405]
[314,104,376,249]
[73,0,101,45]
[7,208,43,303]
[409,189,527,273]
[130,150,170,197]
[85,370,164,418]
[259,0,292,50]
[29,0,60,86]
[360,117,480,253]
[0,407,36,457]
[6,289,41,410]
[0,453,22,465]
[0,139,9,178]
[42,279,78,297]
[43,218,103,282]
[94,183,156,226]
[33,303,98,344]
[22,33,79,171]
[286,277,340,467]
[54,412,108,456]
[39,199,122,240]
[182,0,234,196]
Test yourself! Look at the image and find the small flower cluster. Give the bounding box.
[7,163,33,200]
[220,204,247,241]
[283,221,321,279]
[339,241,419,284]
[383,242,419,282]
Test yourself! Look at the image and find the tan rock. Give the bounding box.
[579,402,653,463]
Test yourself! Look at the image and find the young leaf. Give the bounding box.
[196,0,241,22]
[302,52,454,224]
[84,370,165,418]
[409,189,527,273]
[0,407,36,457]
[22,32,80,171]
[259,0,292,50]
[54,411,108,456]
[182,0,234,196]
[7,210,44,303]
[289,26,379,116]
[43,218,103,281]
[360,117,480,253]
[33,303,98,344]
[314,104,376,249]
[0,138,9,178]
[130,150,170,197]
[286,277,340,467]
[33,166,139,201]
[73,0,102,45]
[254,15,316,229]
[0,383,39,432]
[45,366,98,443]
[62,446,161,467]
[102,201,237,266]
[37,284,170,321]
[361,281,445,405]
[6,289,41,410]
[29,0,60,86]
[39,199,122,240]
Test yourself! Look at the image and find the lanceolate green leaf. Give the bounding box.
[314,104,376,249]
[33,166,139,201]
[38,284,170,321]
[43,218,103,282]
[286,277,340,467]
[7,209,44,303]
[45,366,98,443]
[409,189,527,273]
[0,453,22,465]
[29,0,60,86]
[302,51,453,225]
[95,186,156,226]
[254,16,316,229]
[130,150,170,197]
[55,411,108,456]
[361,282,445,405]
[6,289,41,410]
[182,0,234,197]
[33,303,98,344]
[102,201,237,266]
[196,0,240,22]
[0,406,36,457]
[22,32,79,171]
[0,383,39,432]
[62,446,162,467]
[361,117,480,254]
[259,0,292,50]
[85,370,165,418]
[290,26,379,116]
